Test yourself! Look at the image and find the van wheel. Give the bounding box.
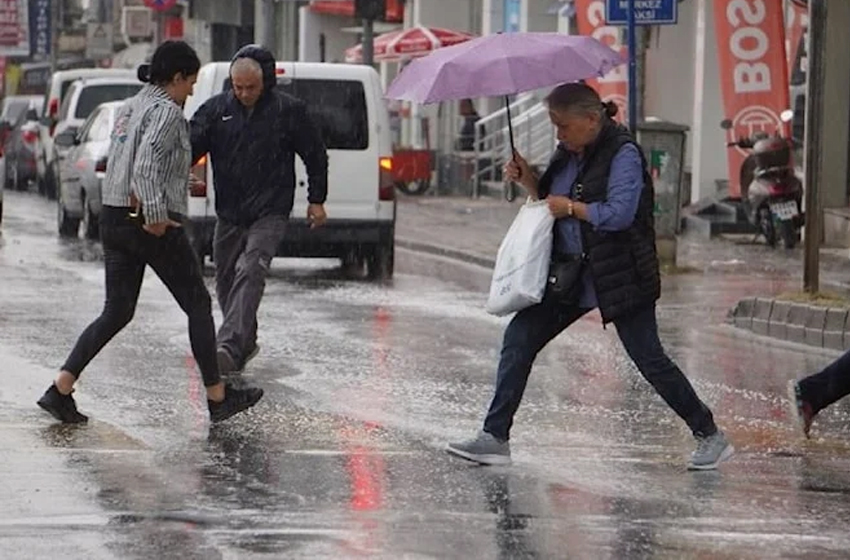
[366,240,394,281]
[58,201,79,238]
[341,252,365,278]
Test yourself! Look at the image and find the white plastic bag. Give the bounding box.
[485,200,554,316]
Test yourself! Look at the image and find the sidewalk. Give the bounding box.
[395,194,850,294]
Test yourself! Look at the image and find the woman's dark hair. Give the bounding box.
[137,41,201,85]
[545,82,618,119]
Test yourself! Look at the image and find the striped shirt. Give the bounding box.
[101,84,190,224]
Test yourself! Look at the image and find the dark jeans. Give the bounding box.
[799,349,850,414]
[62,206,221,387]
[483,302,716,441]
[214,215,288,365]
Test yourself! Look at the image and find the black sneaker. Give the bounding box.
[37,385,89,424]
[208,384,264,423]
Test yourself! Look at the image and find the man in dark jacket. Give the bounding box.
[190,44,329,374]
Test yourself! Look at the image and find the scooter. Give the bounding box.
[721,110,804,249]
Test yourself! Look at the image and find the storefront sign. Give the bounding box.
[0,0,30,57]
[309,0,403,22]
[574,0,628,124]
[714,0,790,199]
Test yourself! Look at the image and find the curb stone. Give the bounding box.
[729,297,850,351]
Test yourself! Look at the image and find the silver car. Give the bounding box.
[54,101,123,239]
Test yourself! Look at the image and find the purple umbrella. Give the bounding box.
[386,32,625,154]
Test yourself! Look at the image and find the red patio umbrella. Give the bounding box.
[344,26,475,63]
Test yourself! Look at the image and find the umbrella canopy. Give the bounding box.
[344,26,475,64]
[385,32,624,104]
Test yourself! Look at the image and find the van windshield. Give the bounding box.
[223,77,369,150]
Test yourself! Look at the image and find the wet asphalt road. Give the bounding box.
[1,190,850,559]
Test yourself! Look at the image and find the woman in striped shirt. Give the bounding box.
[37,41,263,424]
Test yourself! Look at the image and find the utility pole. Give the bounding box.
[355,0,384,66]
[255,0,275,52]
[627,0,637,133]
[362,17,375,65]
[803,0,826,293]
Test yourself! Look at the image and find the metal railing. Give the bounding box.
[471,94,555,197]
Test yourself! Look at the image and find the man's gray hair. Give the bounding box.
[231,57,263,78]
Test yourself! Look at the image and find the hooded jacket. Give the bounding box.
[190,45,328,226]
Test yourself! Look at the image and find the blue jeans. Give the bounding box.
[483,302,717,441]
[799,348,850,414]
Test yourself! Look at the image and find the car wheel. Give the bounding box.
[366,239,394,281]
[83,201,99,240]
[57,200,80,238]
[44,162,58,200]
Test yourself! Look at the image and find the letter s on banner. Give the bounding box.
[574,0,628,124]
[714,0,790,199]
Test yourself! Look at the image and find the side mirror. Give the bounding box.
[720,119,733,130]
[26,108,39,122]
[54,130,78,148]
[780,109,794,123]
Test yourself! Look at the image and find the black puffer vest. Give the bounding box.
[538,120,661,324]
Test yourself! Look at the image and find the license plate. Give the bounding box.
[770,201,798,220]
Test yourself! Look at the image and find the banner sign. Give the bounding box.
[29,0,50,58]
[574,0,628,124]
[785,0,807,80]
[714,0,790,198]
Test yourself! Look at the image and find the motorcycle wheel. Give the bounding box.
[779,220,797,249]
[760,207,777,248]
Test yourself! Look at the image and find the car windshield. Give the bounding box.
[75,84,142,119]
[1,100,31,124]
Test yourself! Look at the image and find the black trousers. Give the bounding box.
[799,348,850,414]
[61,206,221,387]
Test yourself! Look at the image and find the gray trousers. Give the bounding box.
[214,215,288,365]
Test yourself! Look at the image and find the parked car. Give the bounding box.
[54,101,122,239]
[1,95,43,190]
[37,68,137,198]
[183,62,395,279]
[47,77,142,204]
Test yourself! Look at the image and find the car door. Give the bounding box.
[77,108,111,210]
[61,108,101,207]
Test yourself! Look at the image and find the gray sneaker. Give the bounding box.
[688,430,734,471]
[446,431,511,466]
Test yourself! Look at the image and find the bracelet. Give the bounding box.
[567,199,574,217]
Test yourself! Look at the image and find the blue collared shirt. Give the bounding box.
[549,143,645,309]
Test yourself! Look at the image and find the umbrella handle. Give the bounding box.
[505,95,520,179]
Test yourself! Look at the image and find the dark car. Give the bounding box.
[1,95,43,190]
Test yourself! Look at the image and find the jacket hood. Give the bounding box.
[231,44,276,91]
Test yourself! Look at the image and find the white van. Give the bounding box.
[183,62,396,280]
